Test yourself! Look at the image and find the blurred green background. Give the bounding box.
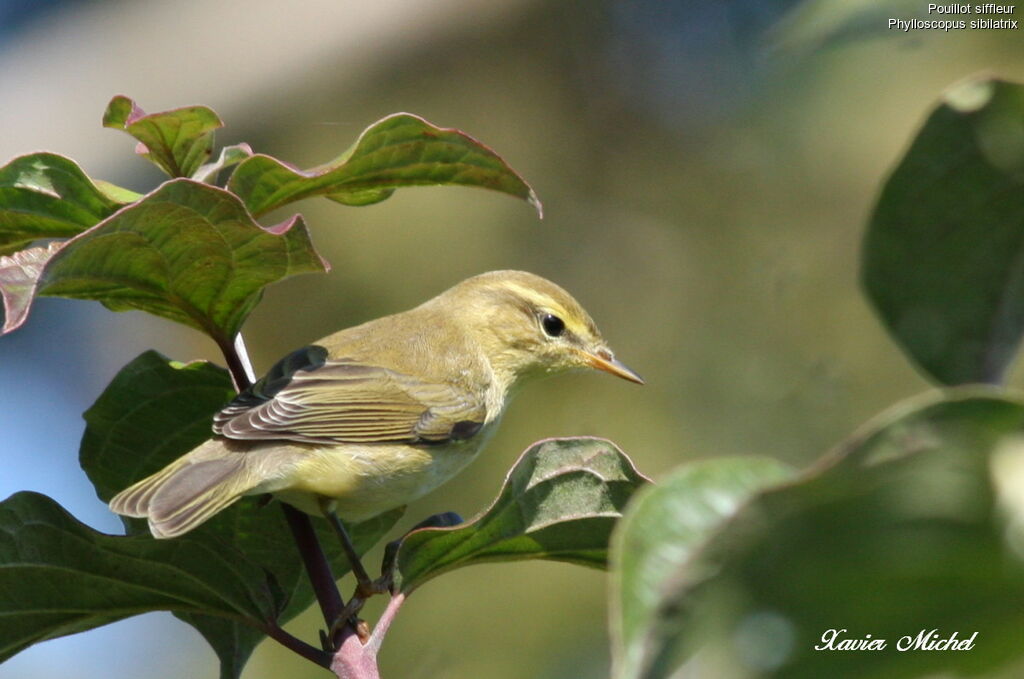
[2,1,1024,678]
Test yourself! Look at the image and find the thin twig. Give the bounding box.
[232,333,257,383]
[264,623,332,668]
[218,335,256,390]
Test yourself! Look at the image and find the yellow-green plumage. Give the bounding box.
[109,270,642,538]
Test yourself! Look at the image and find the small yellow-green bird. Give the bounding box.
[110,270,642,539]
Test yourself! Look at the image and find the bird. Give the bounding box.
[109,270,643,542]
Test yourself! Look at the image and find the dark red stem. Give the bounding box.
[216,333,348,658]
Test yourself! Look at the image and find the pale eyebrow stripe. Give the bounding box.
[498,282,567,315]
[494,281,598,340]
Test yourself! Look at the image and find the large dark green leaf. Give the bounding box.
[103,95,223,178]
[78,351,403,678]
[388,437,648,594]
[863,78,1024,385]
[616,391,1024,679]
[610,457,795,679]
[0,152,129,255]
[17,179,326,342]
[228,113,542,217]
[0,491,278,665]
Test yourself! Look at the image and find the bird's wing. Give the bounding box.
[213,345,487,445]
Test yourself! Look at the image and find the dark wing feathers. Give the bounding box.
[213,345,486,445]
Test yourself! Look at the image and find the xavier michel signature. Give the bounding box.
[815,628,977,652]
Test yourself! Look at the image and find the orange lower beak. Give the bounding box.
[582,349,645,384]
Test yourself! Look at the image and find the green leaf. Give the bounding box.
[0,152,128,255]
[0,242,61,333]
[228,112,543,217]
[25,178,326,344]
[388,437,648,594]
[103,95,223,178]
[0,491,278,665]
[93,179,143,204]
[79,351,239,492]
[863,78,1024,385]
[192,143,254,184]
[78,351,402,677]
[610,457,795,679]
[620,390,1024,679]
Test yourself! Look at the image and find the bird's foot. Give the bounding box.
[355,574,392,601]
[326,575,392,645]
[323,510,464,648]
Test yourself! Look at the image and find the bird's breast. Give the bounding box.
[257,421,499,521]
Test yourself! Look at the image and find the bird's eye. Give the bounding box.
[541,313,565,338]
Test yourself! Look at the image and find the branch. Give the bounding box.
[282,501,345,631]
[219,331,403,678]
[331,594,407,679]
[216,332,349,659]
[264,623,332,668]
[231,333,257,384]
[219,333,256,387]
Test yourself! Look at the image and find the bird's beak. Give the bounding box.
[580,348,645,384]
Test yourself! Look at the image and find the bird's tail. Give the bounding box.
[109,439,257,539]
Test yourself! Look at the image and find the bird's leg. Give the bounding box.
[319,498,389,643]
[320,500,374,591]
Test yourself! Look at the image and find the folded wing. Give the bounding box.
[213,345,487,445]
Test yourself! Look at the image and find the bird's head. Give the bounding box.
[438,270,644,387]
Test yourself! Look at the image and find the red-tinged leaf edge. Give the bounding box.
[0,152,133,256]
[5,179,327,339]
[386,436,650,594]
[0,242,62,333]
[102,95,224,178]
[228,112,543,218]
